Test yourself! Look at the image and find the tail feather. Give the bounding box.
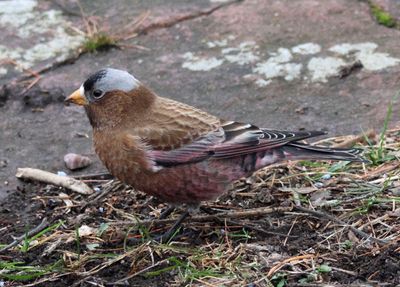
[283,142,367,163]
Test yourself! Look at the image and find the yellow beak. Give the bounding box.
[65,89,88,106]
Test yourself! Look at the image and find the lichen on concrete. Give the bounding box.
[292,43,321,55]
[207,39,228,48]
[0,67,7,76]
[0,0,36,28]
[329,42,400,71]
[182,52,224,71]
[307,57,346,83]
[253,48,302,81]
[0,0,84,73]
[222,41,260,65]
[254,78,271,87]
[181,37,400,86]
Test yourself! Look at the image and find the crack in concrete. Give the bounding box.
[136,0,244,35]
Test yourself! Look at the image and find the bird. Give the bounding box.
[65,68,365,205]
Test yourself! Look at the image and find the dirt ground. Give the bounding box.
[1,129,399,286]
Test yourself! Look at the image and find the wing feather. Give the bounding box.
[147,120,326,167]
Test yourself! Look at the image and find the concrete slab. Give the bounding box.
[1,0,399,200]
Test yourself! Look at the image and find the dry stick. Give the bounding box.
[79,186,113,211]
[2,59,42,95]
[110,206,292,226]
[332,129,376,148]
[76,245,146,277]
[22,273,74,287]
[2,58,40,78]
[228,220,295,238]
[293,206,387,245]
[112,259,169,285]
[363,162,400,181]
[176,206,291,222]
[200,206,295,238]
[16,168,93,195]
[0,218,48,252]
[267,254,316,277]
[19,76,41,96]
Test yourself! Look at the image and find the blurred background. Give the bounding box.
[1,0,399,199]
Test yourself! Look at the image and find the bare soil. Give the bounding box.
[1,130,399,286]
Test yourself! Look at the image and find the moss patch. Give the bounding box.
[369,3,397,28]
[83,33,116,53]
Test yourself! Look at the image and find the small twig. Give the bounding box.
[182,206,291,222]
[333,129,376,148]
[283,217,297,246]
[357,214,390,231]
[3,58,40,78]
[19,76,41,96]
[111,258,169,285]
[21,273,74,287]
[0,218,48,252]
[267,254,316,277]
[110,206,292,226]
[79,182,115,211]
[3,58,42,95]
[362,162,400,181]
[330,266,358,276]
[76,0,92,36]
[77,244,147,277]
[117,11,151,41]
[16,167,93,195]
[293,206,387,245]
[199,206,294,238]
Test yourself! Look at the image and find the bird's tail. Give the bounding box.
[282,142,367,163]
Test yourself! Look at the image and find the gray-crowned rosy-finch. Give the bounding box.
[65,68,365,204]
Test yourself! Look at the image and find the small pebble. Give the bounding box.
[321,173,331,180]
[314,182,324,188]
[64,153,92,170]
[99,207,104,213]
[57,171,67,176]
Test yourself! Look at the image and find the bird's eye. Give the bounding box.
[92,89,103,99]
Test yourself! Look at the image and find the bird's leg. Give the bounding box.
[154,209,190,243]
[199,205,218,215]
[126,205,195,245]
[158,205,176,219]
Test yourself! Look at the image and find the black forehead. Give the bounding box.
[83,69,107,91]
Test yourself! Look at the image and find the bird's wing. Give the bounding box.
[213,120,326,158]
[131,97,221,150]
[147,120,325,167]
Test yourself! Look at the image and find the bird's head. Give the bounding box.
[65,68,156,129]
